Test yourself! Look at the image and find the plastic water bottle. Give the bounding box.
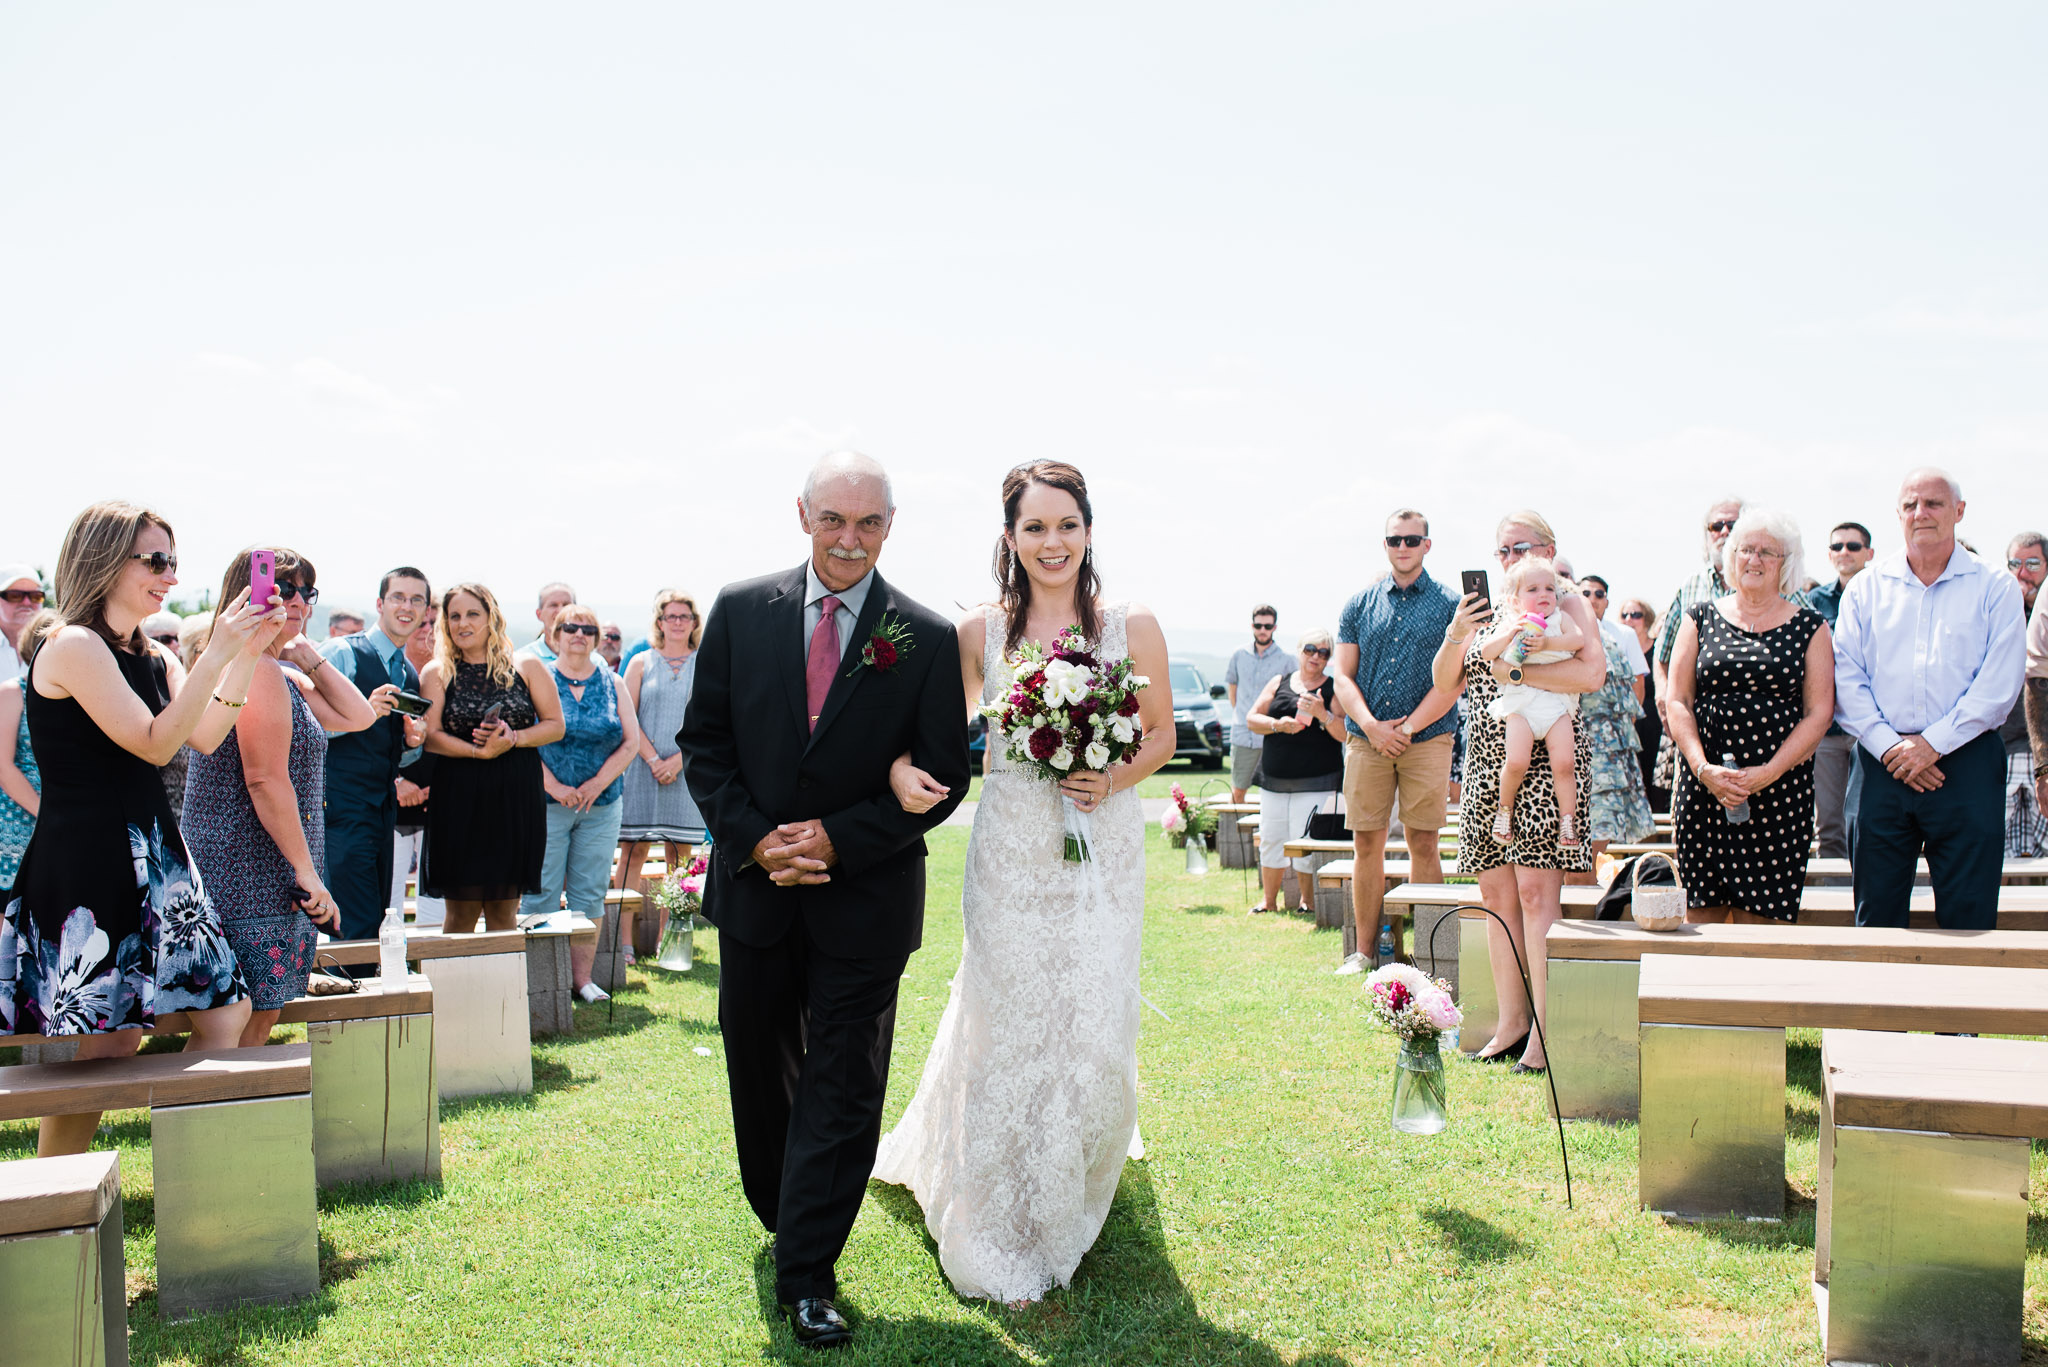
[1721,752,1750,824]
[378,907,407,984]
[1376,922,1395,962]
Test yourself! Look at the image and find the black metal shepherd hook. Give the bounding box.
[1425,903,1573,1210]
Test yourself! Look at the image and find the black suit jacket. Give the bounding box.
[681,565,970,959]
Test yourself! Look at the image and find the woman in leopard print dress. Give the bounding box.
[1430,511,1605,1074]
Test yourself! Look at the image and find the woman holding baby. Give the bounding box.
[1431,511,1605,1074]
[1663,508,1832,925]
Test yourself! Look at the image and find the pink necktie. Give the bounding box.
[806,595,842,731]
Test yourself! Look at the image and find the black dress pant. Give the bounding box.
[326,798,397,942]
[718,921,908,1303]
[1847,730,2005,929]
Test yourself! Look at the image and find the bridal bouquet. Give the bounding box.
[981,625,1148,861]
[1362,963,1462,1044]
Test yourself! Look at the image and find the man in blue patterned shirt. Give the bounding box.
[1331,509,1461,973]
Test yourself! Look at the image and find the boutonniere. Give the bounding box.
[848,613,915,677]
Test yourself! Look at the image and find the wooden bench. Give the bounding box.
[1813,1030,2048,1367]
[1635,954,2048,1220]
[1544,920,2048,1121]
[8,976,439,1193]
[0,1150,126,1365]
[0,1046,318,1318]
[316,930,532,1098]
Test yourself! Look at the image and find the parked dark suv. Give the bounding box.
[1169,660,1229,768]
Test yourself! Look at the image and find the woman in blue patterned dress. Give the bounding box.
[1,502,281,1156]
[616,589,706,953]
[183,547,377,1044]
[0,676,37,890]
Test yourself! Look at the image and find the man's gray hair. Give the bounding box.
[802,450,895,514]
[537,581,574,608]
[2010,530,2048,556]
[1900,466,1964,502]
[1700,494,1747,561]
[1298,626,1335,651]
[1721,507,1806,598]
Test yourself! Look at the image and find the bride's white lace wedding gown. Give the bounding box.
[871,602,1146,1303]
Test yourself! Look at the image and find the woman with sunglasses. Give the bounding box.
[1431,510,1605,1074]
[0,565,45,685]
[524,602,641,1001]
[183,547,377,1043]
[2,503,283,1155]
[1244,627,1346,914]
[1616,598,1668,811]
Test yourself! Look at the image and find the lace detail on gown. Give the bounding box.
[871,602,1146,1303]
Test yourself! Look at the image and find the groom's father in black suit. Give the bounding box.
[683,451,969,1348]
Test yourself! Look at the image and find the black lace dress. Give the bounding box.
[422,661,545,901]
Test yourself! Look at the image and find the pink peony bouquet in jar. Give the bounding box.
[1362,962,1462,1044]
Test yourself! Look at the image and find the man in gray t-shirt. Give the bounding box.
[1225,605,1290,802]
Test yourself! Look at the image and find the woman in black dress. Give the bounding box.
[1618,598,1669,812]
[1665,510,1834,923]
[419,583,563,934]
[1,501,283,1155]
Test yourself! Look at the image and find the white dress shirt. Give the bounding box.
[803,562,873,666]
[1833,543,2026,760]
[0,637,21,687]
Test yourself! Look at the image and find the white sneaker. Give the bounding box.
[1334,952,1369,976]
[576,981,611,1003]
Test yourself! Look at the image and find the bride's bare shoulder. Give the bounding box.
[957,603,995,654]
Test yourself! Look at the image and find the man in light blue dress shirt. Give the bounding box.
[1833,469,2025,929]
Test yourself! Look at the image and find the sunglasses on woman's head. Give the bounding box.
[0,588,45,605]
[1383,534,1424,548]
[130,551,178,574]
[558,622,600,637]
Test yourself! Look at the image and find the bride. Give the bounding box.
[871,459,1175,1303]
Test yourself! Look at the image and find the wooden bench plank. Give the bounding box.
[0,1151,121,1238]
[1637,954,2048,1033]
[1549,921,2048,967]
[1822,1028,2048,1138]
[314,929,526,966]
[0,1044,312,1121]
[0,975,433,1049]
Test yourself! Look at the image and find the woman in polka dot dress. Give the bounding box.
[1664,508,1835,923]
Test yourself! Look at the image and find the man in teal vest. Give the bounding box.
[319,567,430,943]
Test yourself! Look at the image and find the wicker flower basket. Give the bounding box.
[1629,851,1686,932]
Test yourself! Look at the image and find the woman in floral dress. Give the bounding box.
[1,501,280,1156]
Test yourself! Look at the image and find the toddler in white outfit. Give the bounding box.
[1480,557,1586,845]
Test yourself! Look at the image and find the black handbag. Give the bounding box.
[1593,853,1675,920]
[1303,796,1349,842]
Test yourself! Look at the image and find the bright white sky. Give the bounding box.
[4,3,2044,655]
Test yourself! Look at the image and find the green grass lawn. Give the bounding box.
[5,829,2044,1364]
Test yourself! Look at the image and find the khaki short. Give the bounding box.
[1342,732,1454,833]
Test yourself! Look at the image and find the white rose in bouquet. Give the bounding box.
[1042,658,1093,708]
[1084,740,1110,770]
[1051,745,1075,770]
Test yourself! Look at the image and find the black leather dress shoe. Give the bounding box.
[780,1297,851,1349]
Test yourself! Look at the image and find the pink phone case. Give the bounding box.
[248,549,276,609]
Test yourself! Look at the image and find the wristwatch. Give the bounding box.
[1505,664,1524,685]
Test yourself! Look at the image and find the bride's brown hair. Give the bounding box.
[993,460,1101,654]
